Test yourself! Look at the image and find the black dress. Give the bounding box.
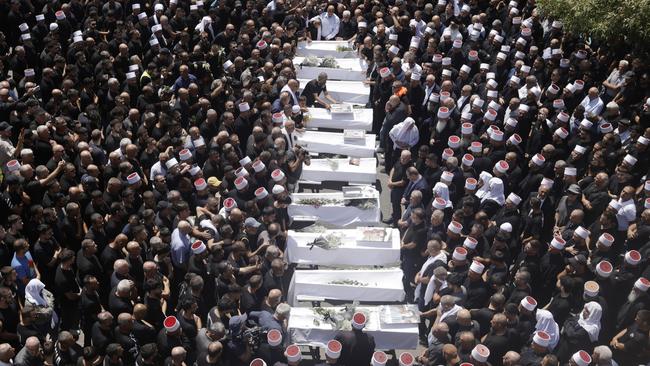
[555,316,594,363]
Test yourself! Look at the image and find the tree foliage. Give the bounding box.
[537,0,650,50]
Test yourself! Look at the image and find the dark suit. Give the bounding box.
[403,176,429,203]
[334,329,375,366]
[382,103,408,171]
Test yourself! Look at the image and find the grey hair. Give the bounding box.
[593,345,612,363]
[116,279,132,293]
[275,303,292,318]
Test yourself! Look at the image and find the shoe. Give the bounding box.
[419,338,429,346]
[382,218,394,224]
[375,147,384,153]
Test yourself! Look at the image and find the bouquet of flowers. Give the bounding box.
[297,198,343,207]
[336,45,354,52]
[308,233,342,250]
[311,302,366,331]
[344,198,377,210]
[319,57,339,68]
[301,56,320,67]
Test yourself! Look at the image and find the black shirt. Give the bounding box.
[108,291,133,317]
[76,251,104,283]
[54,266,80,306]
[300,79,326,106]
[483,329,518,366]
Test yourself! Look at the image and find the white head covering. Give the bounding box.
[25,279,48,306]
[481,177,505,205]
[433,182,452,208]
[577,302,602,342]
[391,118,418,147]
[474,171,493,199]
[195,16,213,32]
[535,309,560,350]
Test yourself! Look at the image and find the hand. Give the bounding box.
[429,138,435,145]
[325,104,331,110]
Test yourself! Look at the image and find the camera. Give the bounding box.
[295,144,310,163]
[232,325,267,352]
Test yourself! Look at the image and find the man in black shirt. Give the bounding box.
[53,249,80,331]
[0,287,18,347]
[400,208,428,303]
[114,313,139,365]
[32,225,60,289]
[91,312,115,356]
[77,239,104,283]
[385,149,413,225]
[80,276,102,347]
[611,309,650,365]
[108,280,134,317]
[300,73,337,108]
[482,313,517,366]
[240,275,263,315]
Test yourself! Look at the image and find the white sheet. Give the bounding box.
[289,189,380,226]
[297,41,357,58]
[295,57,368,81]
[305,107,373,131]
[285,228,400,266]
[294,130,376,157]
[288,306,419,350]
[301,158,376,183]
[298,79,370,105]
[288,268,405,306]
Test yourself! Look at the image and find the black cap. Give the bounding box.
[0,122,12,132]
[5,175,21,185]
[37,224,50,232]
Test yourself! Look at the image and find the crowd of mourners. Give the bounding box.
[0,0,648,365]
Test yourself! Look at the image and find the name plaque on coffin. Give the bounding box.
[356,227,393,248]
[343,129,366,145]
[329,103,355,118]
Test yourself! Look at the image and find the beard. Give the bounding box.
[627,290,639,303]
[436,120,448,133]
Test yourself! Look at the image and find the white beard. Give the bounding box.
[628,291,638,303]
[436,120,448,133]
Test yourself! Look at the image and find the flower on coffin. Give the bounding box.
[308,233,342,250]
[344,198,377,210]
[296,198,343,207]
[336,45,353,52]
[326,158,339,171]
[312,303,367,331]
[328,279,368,286]
[301,56,320,67]
[319,57,339,69]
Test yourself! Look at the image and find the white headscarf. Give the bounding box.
[577,301,602,342]
[481,177,505,205]
[474,171,493,199]
[390,118,419,148]
[438,303,462,323]
[535,309,560,350]
[25,279,47,306]
[432,182,452,208]
[195,16,213,32]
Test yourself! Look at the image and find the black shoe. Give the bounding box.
[419,338,429,346]
[382,218,394,224]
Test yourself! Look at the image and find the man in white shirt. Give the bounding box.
[616,186,636,231]
[171,220,192,268]
[310,5,340,40]
[580,87,604,116]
